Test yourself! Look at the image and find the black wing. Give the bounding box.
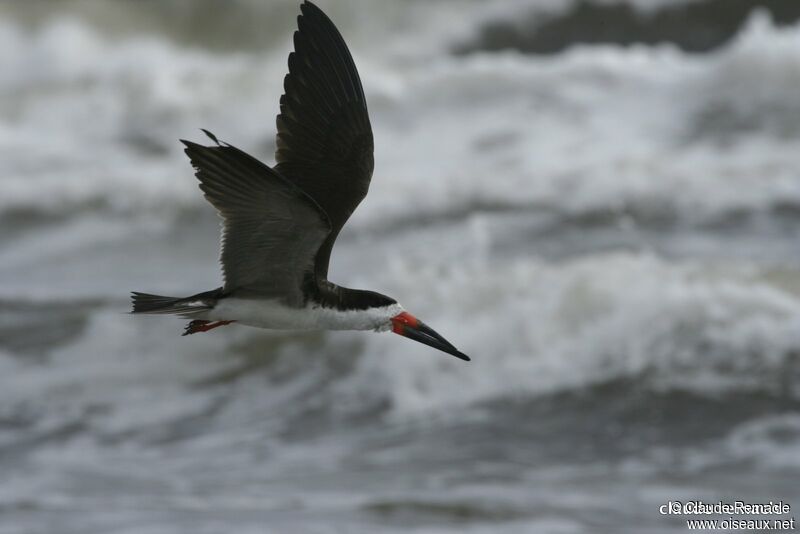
[274,1,374,279]
[183,138,331,305]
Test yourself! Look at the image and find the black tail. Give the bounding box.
[130,288,224,316]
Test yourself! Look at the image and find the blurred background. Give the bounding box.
[1,0,800,532]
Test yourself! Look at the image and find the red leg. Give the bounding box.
[182,320,235,336]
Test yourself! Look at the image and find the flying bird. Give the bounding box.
[131,1,469,361]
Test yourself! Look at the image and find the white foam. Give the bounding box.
[725,414,800,470]
[1,13,799,227]
[5,5,800,530]
[360,16,800,229]
[337,253,800,414]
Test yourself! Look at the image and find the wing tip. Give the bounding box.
[298,1,335,32]
[180,140,202,164]
[300,1,319,15]
[180,130,221,150]
[200,128,221,145]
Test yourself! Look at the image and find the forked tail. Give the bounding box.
[130,287,223,316]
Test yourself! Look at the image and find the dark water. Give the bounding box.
[1,1,800,532]
[455,0,800,54]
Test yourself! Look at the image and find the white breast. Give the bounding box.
[209,298,403,332]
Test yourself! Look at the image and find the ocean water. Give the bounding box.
[1,1,800,532]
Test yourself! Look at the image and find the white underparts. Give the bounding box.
[208,299,404,332]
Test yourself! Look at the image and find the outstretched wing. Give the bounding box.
[274,1,374,278]
[183,138,331,305]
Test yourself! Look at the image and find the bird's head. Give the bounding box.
[349,290,470,362]
[388,310,470,362]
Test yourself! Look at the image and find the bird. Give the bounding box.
[131,1,469,362]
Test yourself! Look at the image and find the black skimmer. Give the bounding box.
[131,1,470,362]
